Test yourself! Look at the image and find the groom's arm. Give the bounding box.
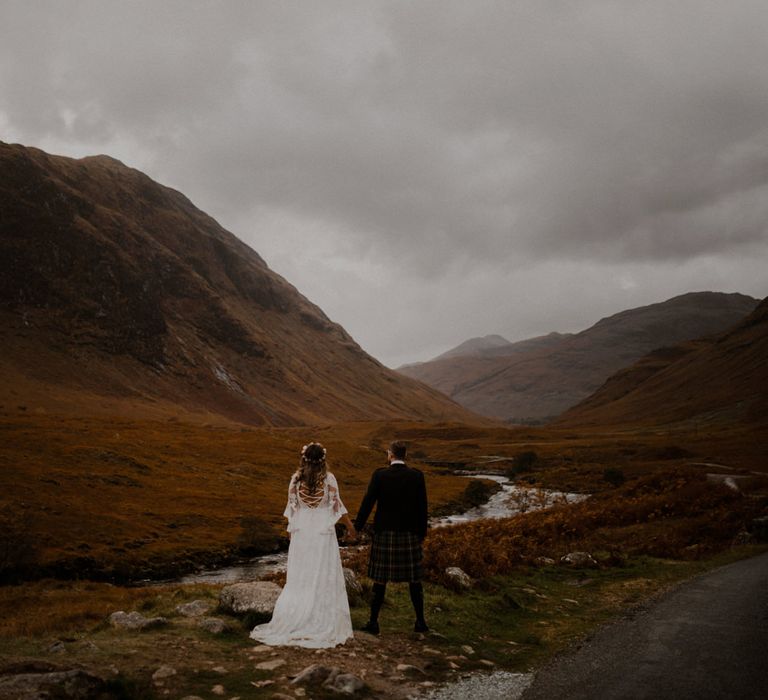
[354,470,380,532]
[416,470,428,540]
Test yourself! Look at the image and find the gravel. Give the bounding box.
[424,671,534,700]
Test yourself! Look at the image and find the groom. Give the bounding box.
[354,440,429,634]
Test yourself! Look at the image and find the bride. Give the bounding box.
[250,442,357,648]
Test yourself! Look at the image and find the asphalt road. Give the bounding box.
[522,551,768,700]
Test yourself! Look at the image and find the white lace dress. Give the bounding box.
[249,471,353,648]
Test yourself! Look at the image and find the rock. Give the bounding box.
[325,672,365,695]
[176,599,212,617]
[445,566,473,590]
[560,551,598,567]
[152,665,177,682]
[342,567,363,605]
[108,610,167,630]
[461,645,475,655]
[423,647,442,656]
[479,659,495,667]
[732,531,755,546]
[211,685,225,696]
[255,658,286,671]
[198,617,228,634]
[0,668,106,699]
[250,645,272,653]
[291,664,335,686]
[535,556,556,566]
[46,641,66,654]
[751,516,768,542]
[353,631,380,644]
[396,663,425,678]
[250,679,274,688]
[218,582,282,615]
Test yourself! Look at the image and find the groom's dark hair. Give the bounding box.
[389,440,407,460]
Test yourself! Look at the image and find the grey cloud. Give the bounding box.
[1,0,767,364]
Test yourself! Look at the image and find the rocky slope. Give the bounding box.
[0,141,475,426]
[398,292,759,423]
[558,295,768,428]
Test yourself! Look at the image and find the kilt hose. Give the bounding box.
[368,530,423,582]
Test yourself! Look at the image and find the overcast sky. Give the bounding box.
[2,1,767,367]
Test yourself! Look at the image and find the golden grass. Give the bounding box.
[0,579,161,637]
[1,411,765,582]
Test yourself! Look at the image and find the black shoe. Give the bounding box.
[414,620,430,633]
[359,620,380,635]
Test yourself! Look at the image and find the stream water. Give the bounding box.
[155,473,587,586]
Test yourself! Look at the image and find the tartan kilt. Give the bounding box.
[368,530,423,582]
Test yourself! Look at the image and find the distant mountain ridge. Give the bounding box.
[558,295,768,427]
[397,292,760,423]
[433,334,512,361]
[0,141,476,426]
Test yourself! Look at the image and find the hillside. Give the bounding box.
[0,141,476,426]
[432,334,512,361]
[558,296,768,428]
[397,292,759,422]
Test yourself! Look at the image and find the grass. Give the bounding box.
[1,412,766,696]
[2,547,767,699]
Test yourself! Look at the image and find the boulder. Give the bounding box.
[152,665,177,682]
[343,568,363,602]
[198,617,227,634]
[325,672,365,695]
[396,663,426,678]
[445,566,473,590]
[218,582,282,615]
[291,664,335,686]
[176,599,212,617]
[0,667,106,700]
[108,610,167,630]
[254,658,286,671]
[560,551,598,567]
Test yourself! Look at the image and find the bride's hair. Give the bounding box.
[297,442,327,494]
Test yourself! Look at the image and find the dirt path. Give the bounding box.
[521,551,768,700]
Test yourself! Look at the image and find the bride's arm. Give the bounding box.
[328,473,356,540]
[338,513,357,540]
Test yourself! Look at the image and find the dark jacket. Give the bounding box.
[354,462,428,539]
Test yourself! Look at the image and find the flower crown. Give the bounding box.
[301,442,327,460]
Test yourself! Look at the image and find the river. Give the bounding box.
[155,473,587,586]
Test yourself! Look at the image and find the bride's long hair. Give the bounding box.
[297,442,327,495]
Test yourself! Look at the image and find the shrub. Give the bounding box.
[506,450,538,478]
[235,516,281,555]
[464,479,497,507]
[421,469,764,585]
[0,508,40,582]
[603,468,626,487]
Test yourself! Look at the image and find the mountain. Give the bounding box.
[0,141,476,426]
[433,334,512,361]
[397,292,760,423]
[558,296,768,428]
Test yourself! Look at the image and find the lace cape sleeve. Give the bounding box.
[326,472,348,522]
[283,472,300,531]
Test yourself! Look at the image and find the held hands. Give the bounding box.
[339,515,357,543]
